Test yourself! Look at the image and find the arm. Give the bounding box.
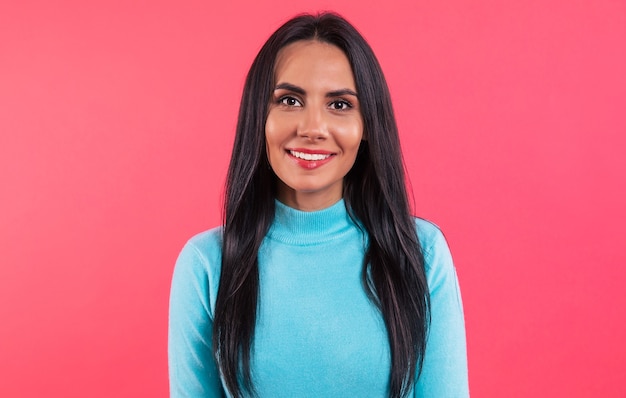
[414,223,469,397]
[168,240,225,398]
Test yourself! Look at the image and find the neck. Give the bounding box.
[267,198,359,245]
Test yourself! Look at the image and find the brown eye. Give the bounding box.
[330,100,352,110]
[279,96,302,107]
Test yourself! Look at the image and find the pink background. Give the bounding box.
[1,0,625,396]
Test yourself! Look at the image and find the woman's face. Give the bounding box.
[265,40,364,211]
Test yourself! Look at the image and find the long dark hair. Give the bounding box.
[214,12,430,398]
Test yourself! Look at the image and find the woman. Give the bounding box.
[169,12,468,398]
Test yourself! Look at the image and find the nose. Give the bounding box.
[297,106,328,141]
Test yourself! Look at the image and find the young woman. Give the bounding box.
[169,12,468,398]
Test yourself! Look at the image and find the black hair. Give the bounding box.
[214,12,430,398]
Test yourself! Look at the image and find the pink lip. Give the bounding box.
[286,148,336,170]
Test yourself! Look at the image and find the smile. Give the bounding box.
[288,150,333,161]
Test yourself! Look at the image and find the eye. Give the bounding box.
[279,96,302,107]
[330,100,352,110]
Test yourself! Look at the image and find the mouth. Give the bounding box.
[288,149,334,161]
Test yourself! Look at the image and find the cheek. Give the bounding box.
[264,114,276,142]
[265,111,292,146]
[264,113,280,160]
[339,121,364,153]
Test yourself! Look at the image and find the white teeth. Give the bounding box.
[289,150,332,161]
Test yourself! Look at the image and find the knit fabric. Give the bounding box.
[169,199,469,397]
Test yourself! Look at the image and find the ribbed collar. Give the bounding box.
[266,199,359,246]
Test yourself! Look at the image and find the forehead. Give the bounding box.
[273,40,355,87]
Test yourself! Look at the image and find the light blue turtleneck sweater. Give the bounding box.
[169,200,468,397]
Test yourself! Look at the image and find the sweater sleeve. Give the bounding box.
[414,221,469,397]
[168,239,225,398]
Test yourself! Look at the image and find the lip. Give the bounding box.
[286,148,336,170]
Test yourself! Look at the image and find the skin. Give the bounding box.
[265,40,364,211]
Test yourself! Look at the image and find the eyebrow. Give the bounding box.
[274,82,358,98]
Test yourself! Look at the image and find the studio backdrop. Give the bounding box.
[1,0,625,396]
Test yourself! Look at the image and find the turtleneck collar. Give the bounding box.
[266,199,360,246]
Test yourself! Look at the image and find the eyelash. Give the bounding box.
[330,100,352,110]
[278,96,302,107]
[277,96,353,110]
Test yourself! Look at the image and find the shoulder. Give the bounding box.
[183,226,223,259]
[414,217,442,243]
[177,226,223,272]
[414,218,447,256]
[171,226,223,316]
[413,217,456,283]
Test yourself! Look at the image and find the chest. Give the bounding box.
[249,239,391,397]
